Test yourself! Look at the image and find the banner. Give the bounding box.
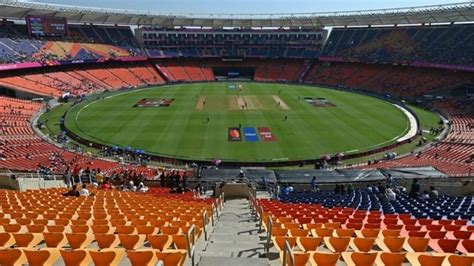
[228,127,242,142]
[0,62,44,72]
[243,127,259,142]
[258,127,276,141]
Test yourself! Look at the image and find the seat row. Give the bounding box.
[0,247,187,266]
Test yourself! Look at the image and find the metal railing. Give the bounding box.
[202,210,209,241]
[266,216,273,252]
[281,240,295,266]
[185,224,196,266]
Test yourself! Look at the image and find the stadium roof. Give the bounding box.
[0,0,473,27]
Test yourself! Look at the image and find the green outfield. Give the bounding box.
[64,82,411,162]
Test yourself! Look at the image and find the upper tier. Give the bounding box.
[321,24,474,68]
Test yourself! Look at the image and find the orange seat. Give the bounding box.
[70,225,90,234]
[89,248,125,266]
[311,251,340,266]
[335,228,354,237]
[12,233,42,248]
[3,224,22,233]
[161,226,181,235]
[46,225,65,233]
[297,236,322,252]
[289,228,309,237]
[172,234,188,250]
[358,229,379,238]
[314,227,334,237]
[16,218,32,225]
[364,223,381,229]
[381,230,400,238]
[95,234,120,249]
[417,254,446,266]
[273,236,297,252]
[43,233,67,248]
[446,254,474,266]
[115,225,136,234]
[346,223,363,230]
[0,248,26,266]
[378,237,405,252]
[324,222,341,229]
[0,232,15,247]
[342,252,377,266]
[118,234,145,250]
[325,237,350,252]
[378,252,406,266]
[136,225,157,235]
[349,238,375,252]
[155,251,187,266]
[60,249,92,266]
[304,223,323,230]
[71,219,88,226]
[147,234,173,251]
[24,248,61,266]
[127,250,158,266]
[91,225,112,234]
[284,252,310,266]
[26,225,45,233]
[32,219,49,225]
[65,233,94,249]
[404,237,429,252]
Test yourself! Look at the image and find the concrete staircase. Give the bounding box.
[197,199,270,266]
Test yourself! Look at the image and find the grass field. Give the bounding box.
[64,82,411,162]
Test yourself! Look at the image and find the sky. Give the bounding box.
[26,0,458,14]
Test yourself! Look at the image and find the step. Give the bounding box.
[199,256,269,266]
[209,233,263,243]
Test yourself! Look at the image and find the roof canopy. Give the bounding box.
[0,0,473,27]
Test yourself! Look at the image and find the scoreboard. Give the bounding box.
[26,15,68,36]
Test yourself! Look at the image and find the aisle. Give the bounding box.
[198,199,270,266]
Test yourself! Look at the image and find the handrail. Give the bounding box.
[220,192,225,209]
[266,216,273,252]
[185,224,196,266]
[281,239,295,266]
[258,205,264,232]
[202,210,208,241]
[210,202,216,226]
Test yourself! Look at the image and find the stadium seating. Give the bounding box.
[304,62,474,98]
[322,24,474,67]
[142,29,323,58]
[252,194,474,266]
[0,187,216,265]
[0,63,164,97]
[0,23,143,65]
[0,96,158,177]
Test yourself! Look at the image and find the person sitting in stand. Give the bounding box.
[62,184,80,197]
[101,180,111,190]
[79,184,90,197]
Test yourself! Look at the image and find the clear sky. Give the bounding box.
[26,0,458,14]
